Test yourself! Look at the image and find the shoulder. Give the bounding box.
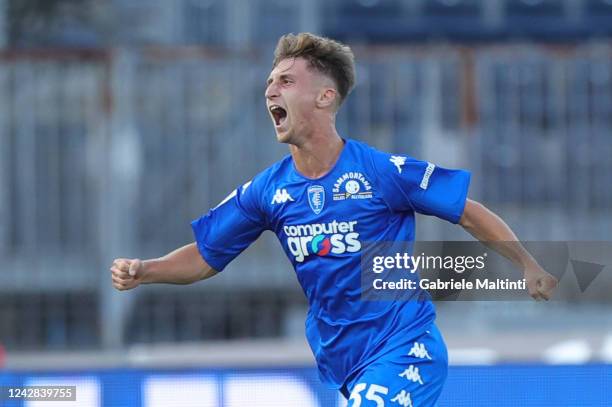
[236,154,295,212]
[350,140,438,198]
[347,139,418,177]
[346,138,379,158]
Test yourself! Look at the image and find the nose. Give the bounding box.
[265,82,279,100]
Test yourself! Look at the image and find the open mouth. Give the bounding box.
[269,105,288,127]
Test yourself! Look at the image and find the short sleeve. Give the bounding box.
[371,152,471,223]
[191,179,268,271]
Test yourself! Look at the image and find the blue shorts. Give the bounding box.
[343,324,448,407]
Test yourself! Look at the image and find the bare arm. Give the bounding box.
[110,243,217,291]
[459,199,557,300]
[459,199,533,268]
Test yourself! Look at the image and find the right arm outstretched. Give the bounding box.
[110,243,216,291]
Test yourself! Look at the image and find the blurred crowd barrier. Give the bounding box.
[0,43,611,351]
[5,0,612,48]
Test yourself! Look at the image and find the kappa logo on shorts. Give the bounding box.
[408,342,432,360]
[398,365,423,385]
[390,390,413,407]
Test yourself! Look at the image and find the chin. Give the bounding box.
[275,129,292,144]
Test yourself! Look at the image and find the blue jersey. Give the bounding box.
[191,139,470,389]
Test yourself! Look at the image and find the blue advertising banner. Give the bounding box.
[1,364,610,406]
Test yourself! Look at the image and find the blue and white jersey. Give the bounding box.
[191,139,470,389]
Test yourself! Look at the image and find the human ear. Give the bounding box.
[316,88,337,109]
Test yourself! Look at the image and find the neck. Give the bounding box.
[289,127,344,179]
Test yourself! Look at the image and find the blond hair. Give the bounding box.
[273,33,356,107]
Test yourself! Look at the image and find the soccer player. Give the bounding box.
[110,33,557,406]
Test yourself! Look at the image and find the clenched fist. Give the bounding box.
[524,264,558,301]
[110,258,143,291]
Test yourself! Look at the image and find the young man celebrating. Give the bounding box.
[111,33,557,406]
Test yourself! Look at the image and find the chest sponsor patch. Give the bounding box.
[283,220,361,262]
[332,172,373,201]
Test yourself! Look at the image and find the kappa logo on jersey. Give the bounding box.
[283,220,360,262]
[332,172,373,201]
[390,155,407,174]
[271,188,294,204]
[307,185,325,215]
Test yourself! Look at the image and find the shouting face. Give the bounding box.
[265,57,336,144]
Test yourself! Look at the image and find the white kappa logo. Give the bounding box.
[390,390,413,407]
[398,365,423,385]
[271,188,294,204]
[408,342,432,360]
[390,156,407,174]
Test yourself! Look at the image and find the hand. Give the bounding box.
[110,258,143,291]
[524,263,558,301]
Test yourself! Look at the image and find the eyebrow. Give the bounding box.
[266,74,294,86]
